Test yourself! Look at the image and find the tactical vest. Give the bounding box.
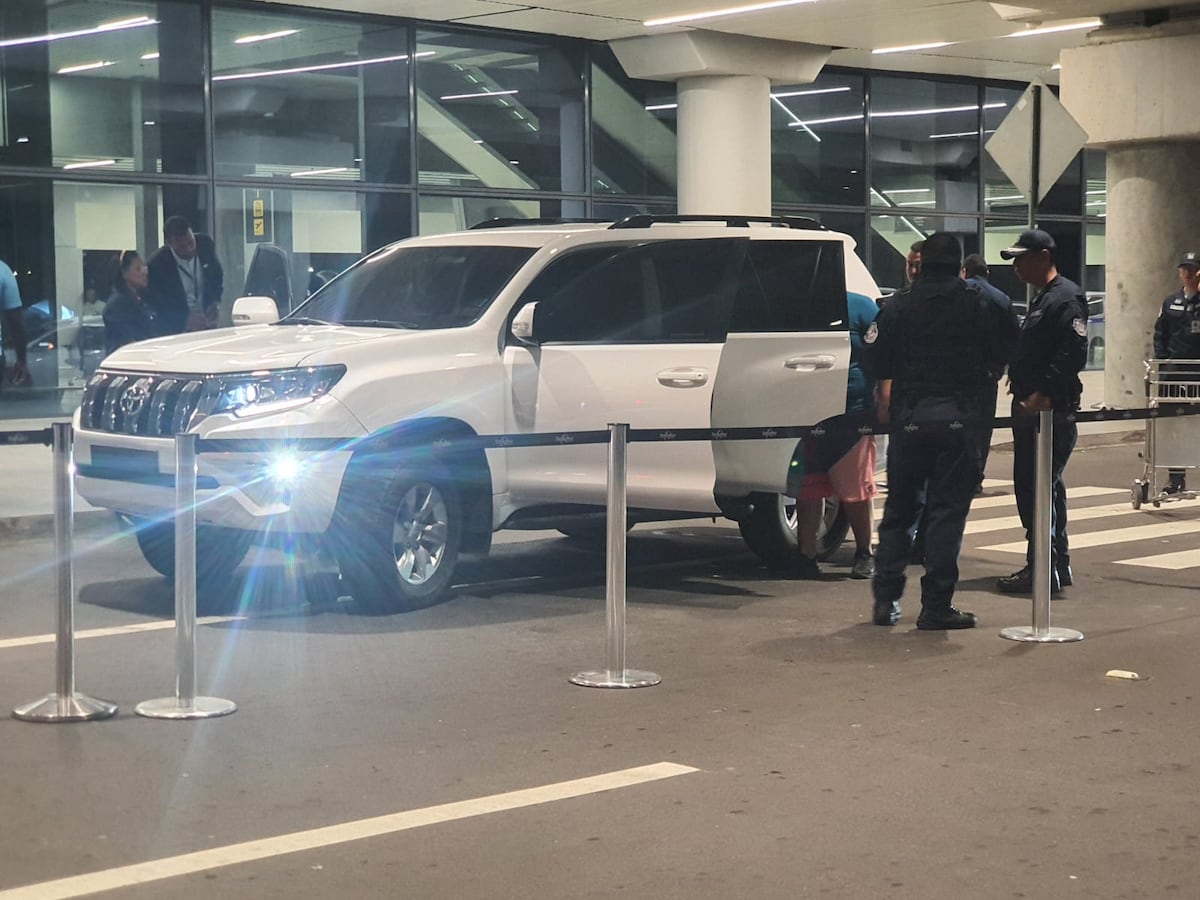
[1166,296,1200,359]
[893,279,992,406]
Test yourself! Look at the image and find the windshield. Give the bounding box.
[286,244,536,329]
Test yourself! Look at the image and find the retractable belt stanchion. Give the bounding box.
[571,423,660,689]
[136,432,237,719]
[1001,410,1084,644]
[13,423,118,722]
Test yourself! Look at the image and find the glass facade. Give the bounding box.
[0,0,1107,411]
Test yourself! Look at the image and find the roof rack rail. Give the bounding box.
[609,214,827,231]
[469,217,612,230]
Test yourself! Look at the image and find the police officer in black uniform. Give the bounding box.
[865,232,1019,629]
[1152,251,1200,492]
[996,229,1088,595]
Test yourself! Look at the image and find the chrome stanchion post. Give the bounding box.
[14,423,117,722]
[570,423,660,689]
[136,433,236,719]
[1001,410,1083,644]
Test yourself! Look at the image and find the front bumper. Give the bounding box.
[73,397,364,534]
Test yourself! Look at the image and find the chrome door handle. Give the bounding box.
[656,367,709,387]
[784,355,836,371]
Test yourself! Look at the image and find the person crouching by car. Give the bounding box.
[103,251,158,357]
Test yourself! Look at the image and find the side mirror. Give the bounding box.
[232,296,280,326]
[510,301,539,344]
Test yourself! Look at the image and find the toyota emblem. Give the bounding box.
[119,380,152,419]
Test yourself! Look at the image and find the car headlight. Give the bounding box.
[207,365,346,419]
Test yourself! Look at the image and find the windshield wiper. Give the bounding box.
[275,316,334,326]
[340,319,421,329]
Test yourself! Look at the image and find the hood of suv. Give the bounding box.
[100,323,406,375]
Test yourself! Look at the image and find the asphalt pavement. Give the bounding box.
[1,438,1199,899]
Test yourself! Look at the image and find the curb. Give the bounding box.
[0,509,119,541]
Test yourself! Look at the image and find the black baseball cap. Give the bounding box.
[1179,251,1200,269]
[1000,229,1056,259]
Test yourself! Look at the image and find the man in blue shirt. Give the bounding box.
[0,258,29,388]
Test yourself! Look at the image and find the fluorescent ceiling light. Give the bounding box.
[235,29,299,45]
[771,86,851,99]
[289,167,349,178]
[789,101,1005,127]
[214,51,433,82]
[63,159,117,170]
[897,200,936,206]
[987,194,1025,202]
[1007,19,1100,38]
[57,60,116,74]
[874,41,952,55]
[648,87,849,113]
[141,51,159,60]
[771,96,820,142]
[439,89,518,101]
[646,0,817,28]
[929,128,997,139]
[0,15,155,49]
[881,188,931,195]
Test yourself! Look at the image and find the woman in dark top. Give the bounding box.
[102,250,157,356]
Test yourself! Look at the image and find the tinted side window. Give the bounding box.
[731,240,848,333]
[531,239,744,344]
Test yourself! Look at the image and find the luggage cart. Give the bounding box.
[1133,359,1200,508]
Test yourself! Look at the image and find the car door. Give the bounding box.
[710,237,854,498]
[503,238,746,512]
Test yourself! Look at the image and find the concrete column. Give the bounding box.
[609,32,829,219]
[1061,25,1200,407]
[1104,143,1200,406]
[677,75,771,215]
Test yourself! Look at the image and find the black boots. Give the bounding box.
[915,606,977,630]
[872,597,900,626]
[997,565,1062,594]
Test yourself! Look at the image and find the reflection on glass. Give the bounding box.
[870,76,983,214]
[870,213,980,293]
[771,73,864,205]
[0,1,204,174]
[591,45,676,197]
[1085,148,1106,220]
[215,186,367,315]
[417,195,570,235]
[212,9,410,184]
[416,30,584,193]
[983,85,1027,217]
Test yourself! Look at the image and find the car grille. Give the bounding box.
[80,372,211,437]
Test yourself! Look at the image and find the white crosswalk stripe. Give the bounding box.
[966,484,1200,568]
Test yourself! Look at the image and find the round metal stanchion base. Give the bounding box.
[569,669,661,689]
[135,696,237,720]
[1000,626,1085,644]
[13,692,118,722]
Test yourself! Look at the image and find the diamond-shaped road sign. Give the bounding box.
[986,84,1088,205]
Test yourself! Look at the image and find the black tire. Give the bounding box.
[132,518,254,584]
[738,493,850,568]
[334,464,462,614]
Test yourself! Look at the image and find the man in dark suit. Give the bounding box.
[144,215,224,335]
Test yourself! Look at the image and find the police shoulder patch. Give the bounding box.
[864,321,879,344]
[1072,317,1087,337]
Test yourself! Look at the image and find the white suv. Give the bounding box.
[73,216,880,612]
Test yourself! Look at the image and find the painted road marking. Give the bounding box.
[970,485,1121,510]
[0,617,245,651]
[0,762,699,900]
[1114,548,1200,570]
[965,503,1142,536]
[980,518,1200,554]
